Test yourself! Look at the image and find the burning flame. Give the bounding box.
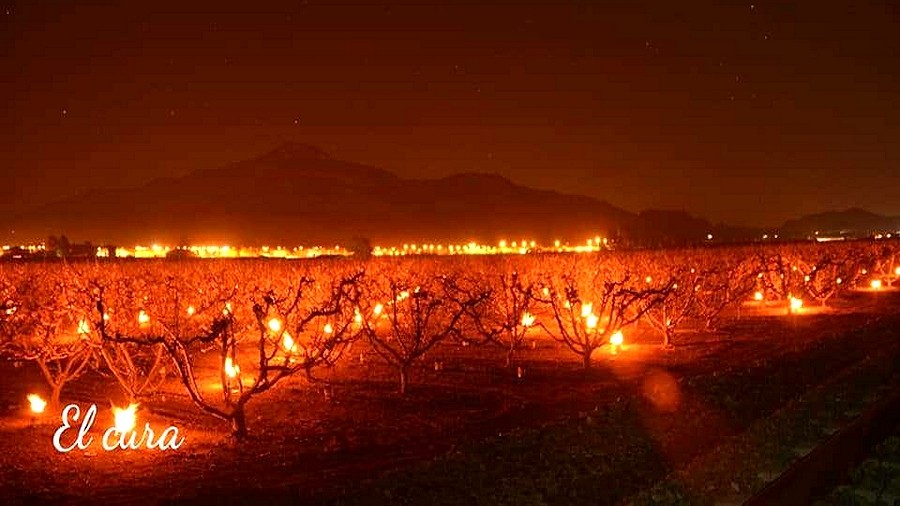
[112,403,138,433]
[27,394,47,414]
[186,305,195,316]
[585,313,599,329]
[610,330,624,347]
[789,296,803,313]
[354,309,363,324]
[754,291,764,301]
[224,357,240,378]
[222,302,233,316]
[580,302,593,318]
[870,279,883,290]
[323,323,334,335]
[373,303,384,316]
[895,267,900,276]
[77,319,91,335]
[268,317,283,333]
[137,310,150,325]
[520,312,536,328]
[281,332,295,352]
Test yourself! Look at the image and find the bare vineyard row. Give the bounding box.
[1,240,898,437]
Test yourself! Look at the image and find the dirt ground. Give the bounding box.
[1,291,899,505]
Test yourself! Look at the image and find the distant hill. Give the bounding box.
[779,208,900,239]
[10,143,639,246]
[9,143,896,247]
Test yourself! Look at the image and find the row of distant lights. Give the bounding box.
[88,237,614,258]
[6,240,612,259]
[95,244,345,259]
[374,237,609,256]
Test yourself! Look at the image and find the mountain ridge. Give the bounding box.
[7,143,898,246]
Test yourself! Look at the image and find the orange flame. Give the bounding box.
[113,403,138,433]
[27,394,47,414]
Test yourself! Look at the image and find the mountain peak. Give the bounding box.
[440,172,514,186]
[259,142,332,162]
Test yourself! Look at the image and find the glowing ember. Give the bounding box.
[585,313,599,329]
[373,303,384,316]
[870,279,883,290]
[112,403,138,433]
[520,312,536,327]
[222,302,233,316]
[354,309,363,324]
[77,319,90,335]
[137,310,150,325]
[610,330,624,346]
[186,305,195,316]
[224,357,240,378]
[268,317,283,333]
[27,393,47,414]
[754,291,764,301]
[323,323,334,334]
[580,302,593,318]
[281,332,295,352]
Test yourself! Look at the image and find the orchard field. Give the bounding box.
[1,240,899,505]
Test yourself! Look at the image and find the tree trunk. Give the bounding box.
[399,366,409,395]
[230,407,248,439]
[505,348,515,368]
[50,384,62,409]
[663,329,672,348]
[582,352,591,369]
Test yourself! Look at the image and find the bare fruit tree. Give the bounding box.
[640,265,697,348]
[0,267,94,407]
[361,268,488,394]
[537,263,671,369]
[466,267,539,368]
[692,253,758,328]
[758,249,805,314]
[797,248,863,306]
[91,263,363,438]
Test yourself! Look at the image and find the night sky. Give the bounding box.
[3,0,899,228]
